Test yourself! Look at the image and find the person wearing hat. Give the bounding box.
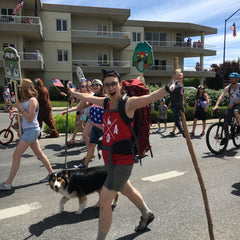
[189,85,209,136]
[3,85,11,111]
[213,72,240,139]
[157,98,168,132]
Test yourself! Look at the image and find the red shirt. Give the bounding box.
[102,102,134,165]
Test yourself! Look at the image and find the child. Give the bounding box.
[157,98,168,132]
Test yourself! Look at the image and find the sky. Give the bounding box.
[42,0,240,70]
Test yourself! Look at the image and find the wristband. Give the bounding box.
[165,85,170,93]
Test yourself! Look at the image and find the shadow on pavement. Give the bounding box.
[231,182,240,196]
[115,229,151,240]
[26,207,100,238]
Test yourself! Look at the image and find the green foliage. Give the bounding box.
[43,113,76,134]
[183,78,200,88]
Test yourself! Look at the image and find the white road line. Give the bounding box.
[235,156,240,159]
[142,170,187,182]
[0,202,42,220]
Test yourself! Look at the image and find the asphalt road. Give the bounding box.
[0,111,240,240]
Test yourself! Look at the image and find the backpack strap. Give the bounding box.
[118,95,142,165]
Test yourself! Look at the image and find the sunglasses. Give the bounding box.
[102,69,121,81]
[80,85,87,88]
[200,88,205,90]
[104,81,119,88]
[92,83,101,87]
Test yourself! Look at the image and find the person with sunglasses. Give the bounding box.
[62,80,92,143]
[212,72,240,140]
[189,85,209,136]
[75,79,106,168]
[68,69,181,240]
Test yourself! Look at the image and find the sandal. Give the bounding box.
[200,131,205,136]
[189,132,195,135]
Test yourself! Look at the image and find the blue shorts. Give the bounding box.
[90,126,103,144]
[21,127,40,142]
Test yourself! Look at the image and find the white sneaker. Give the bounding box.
[0,182,12,191]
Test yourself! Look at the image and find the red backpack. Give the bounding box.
[103,79,153,164]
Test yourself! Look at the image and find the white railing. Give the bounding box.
[0,51,43,62]
[72,30,130,39]
[145,40,215,49]
[73,60,130,68]
[0,15,41,25]
[150,65,214,72]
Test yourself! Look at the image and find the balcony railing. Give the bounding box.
[72,30,130,39]
[0,15,41,25]
[73,60,130,68]
[145,40,215,50]
[150,65,214,72]
[0,51,44,63]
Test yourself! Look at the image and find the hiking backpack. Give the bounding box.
[103,78,153,164]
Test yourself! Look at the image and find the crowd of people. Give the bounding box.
[1,71,240,240]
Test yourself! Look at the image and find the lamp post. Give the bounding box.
[222,8,240,88]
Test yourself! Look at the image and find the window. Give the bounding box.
[98,53,109,66]
[57,50,69,62]
[145,32,166,46]
[1,8,14,22]
[176,33,183,46]
[132,32,141,42]
[153,59,166,70]
[56,19,67,32]
[97,25,108,36]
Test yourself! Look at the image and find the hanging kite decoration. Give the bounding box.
[132,41,154,73]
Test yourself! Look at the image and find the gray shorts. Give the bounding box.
[104,163,133,192]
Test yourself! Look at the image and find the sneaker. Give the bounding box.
[157,127,161,131]
[135,213,154,232]
[74,163,87,169]
[164,128,167,132]
[220,138,227,146]
[170,131,175,136]
[39,175,50,183]
[0,182,12,191]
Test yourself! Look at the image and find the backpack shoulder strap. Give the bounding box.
[103,97,110,110]
[119,95,133,126]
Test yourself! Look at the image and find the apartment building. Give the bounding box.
[0,0,217,88]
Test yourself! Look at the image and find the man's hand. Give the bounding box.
[228,103,234,109]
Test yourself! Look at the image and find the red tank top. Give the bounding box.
[102,103,134,165]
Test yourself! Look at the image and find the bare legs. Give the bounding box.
[5,139,53,185]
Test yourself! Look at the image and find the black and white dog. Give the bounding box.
[49,166,119,214]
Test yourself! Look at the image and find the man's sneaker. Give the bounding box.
[135,213,154,232]
[157,127,161,131]
[74,163,87,169]
[0,182,12,191]
[220,138,227,146]
[164,128,167,132]
[39,175,50,183]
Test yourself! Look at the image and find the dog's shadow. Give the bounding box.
[28,207,99,237]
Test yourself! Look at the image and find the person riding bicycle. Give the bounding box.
[212,72,240,141]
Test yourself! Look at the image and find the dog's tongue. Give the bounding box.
[55,189,59,193]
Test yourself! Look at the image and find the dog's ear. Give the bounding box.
[61,170,69,179]
[49,172,55,180]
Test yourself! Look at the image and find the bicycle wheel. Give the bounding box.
[232,124,240,148]
[206,122,228,154]
[0,129,14,145]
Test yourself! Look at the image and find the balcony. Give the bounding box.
[146,40,216,57]
[144,64,216,78]
[72,30,130,49]
[0,15,43,40]
[0,52,44,70]
[72,60,130,74]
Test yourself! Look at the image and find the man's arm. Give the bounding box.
[212,85,230,111]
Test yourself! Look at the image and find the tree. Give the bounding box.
[205,60,240,90]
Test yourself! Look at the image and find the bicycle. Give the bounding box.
[0,111,20,145]
[206,109,240,154]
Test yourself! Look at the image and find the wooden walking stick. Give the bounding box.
[174,56,215,240]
